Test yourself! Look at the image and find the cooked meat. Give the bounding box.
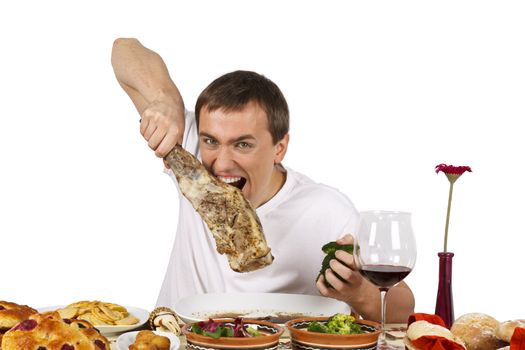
[164,145,274,272]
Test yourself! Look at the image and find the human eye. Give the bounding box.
[201,137,218,146]
[236,141,253,150]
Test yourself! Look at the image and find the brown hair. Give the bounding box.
[195,70,289,144]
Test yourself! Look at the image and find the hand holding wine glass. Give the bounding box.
[355,210,417,349]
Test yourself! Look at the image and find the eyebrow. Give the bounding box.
[199,132,256,143]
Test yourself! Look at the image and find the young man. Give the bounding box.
[111,38,415,322]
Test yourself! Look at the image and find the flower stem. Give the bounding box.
[444,182,454,252]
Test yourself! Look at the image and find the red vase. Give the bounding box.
[435,252,455,328]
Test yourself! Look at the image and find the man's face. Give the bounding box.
[199,101,289,208]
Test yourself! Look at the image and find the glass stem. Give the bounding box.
[379,288,388,344]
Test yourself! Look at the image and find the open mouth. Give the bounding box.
[217,176,247,190]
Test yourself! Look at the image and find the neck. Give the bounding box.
[256,164,286,208]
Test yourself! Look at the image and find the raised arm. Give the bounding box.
[111,38,185,157]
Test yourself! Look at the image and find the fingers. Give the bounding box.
[316,275,336,298]
[334,250,356,269]
[155,127,180,158]
[140,103,182,158]
[336,234,354,245]
[326,256,363,291]
[142,121,158,144]
[316,275,328,294]
[329,258,353,281]
[147,128,164,153]
[325,268,347,290]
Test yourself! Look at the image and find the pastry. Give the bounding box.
[129,330,170,350]
[58,300,139,326]
[0,300,38,348]
[0,301,38,331]
[451,313,507,350]
[1,311,110,350]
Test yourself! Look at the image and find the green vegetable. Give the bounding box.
[306,321,330,333]
[307,313,363,335]
[317,241,354,288]
[192,318,262,338]
[246,326,262,337]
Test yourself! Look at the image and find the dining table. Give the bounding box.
[107,323,407,350]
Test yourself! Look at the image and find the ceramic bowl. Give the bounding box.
[182,318,284,350]
[286,317,381,350]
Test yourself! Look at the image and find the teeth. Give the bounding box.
[218,176,242,184]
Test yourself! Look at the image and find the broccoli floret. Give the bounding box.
[307,314,363,335]
[322,241,354,255]
[307,321,330,333]
[317,241,354,288]
[325,313,362,335]
[328,313,353,324]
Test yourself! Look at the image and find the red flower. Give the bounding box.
[436,163,472,252]
[435,164,472,175]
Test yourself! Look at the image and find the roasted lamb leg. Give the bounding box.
[164,145,274,272]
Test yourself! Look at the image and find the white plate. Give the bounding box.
[38,305,149,335]
[174,292,351,324]
[117,330,180,350]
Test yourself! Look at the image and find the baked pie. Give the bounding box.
[1,311,110,350]
[0,300,38,346]
[0,301,38,330]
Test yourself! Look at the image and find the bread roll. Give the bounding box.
[404,320,465,350]
[407,320,456,341]
[495,320,525,343]
[451,313,507,350]
[129,330,170,350]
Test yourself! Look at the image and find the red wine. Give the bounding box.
[359,265,412,288]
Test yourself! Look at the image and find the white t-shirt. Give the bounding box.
[156,111,359,308]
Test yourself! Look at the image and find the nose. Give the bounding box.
[212,146,235,172]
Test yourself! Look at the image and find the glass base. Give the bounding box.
[377,339,400,350]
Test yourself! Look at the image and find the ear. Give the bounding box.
[273,133,289,164]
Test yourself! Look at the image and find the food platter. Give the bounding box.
[117,330,180,350]
[38,305,149,335]
[174,292,351,324]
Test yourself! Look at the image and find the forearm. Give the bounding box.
[383,282,415,323]
[349,281,415,323]
[111,38,183,114]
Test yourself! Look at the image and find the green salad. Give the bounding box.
[192,318,262,339]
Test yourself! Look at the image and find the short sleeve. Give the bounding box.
[182,109,200,158]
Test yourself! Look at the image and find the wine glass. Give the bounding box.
[355,210,417,350]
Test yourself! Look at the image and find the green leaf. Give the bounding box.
[221,327,234,337]
[203,328,223,339]
[192,324,203,335]
[246,326,261,337]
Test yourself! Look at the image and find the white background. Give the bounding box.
[1,1,524,322]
